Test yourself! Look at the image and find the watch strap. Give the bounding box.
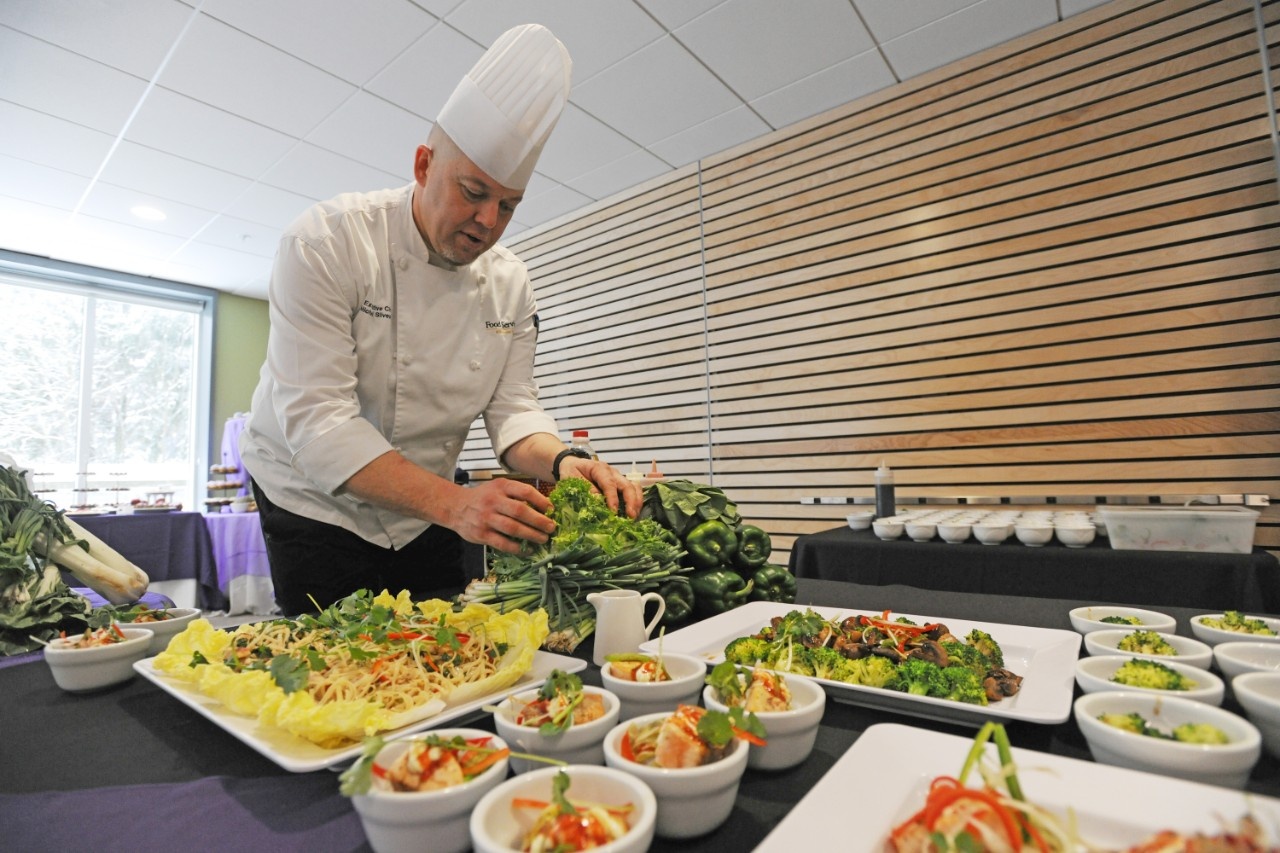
[552,447,590,481]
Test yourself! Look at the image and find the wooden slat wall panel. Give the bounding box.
[485,0,1279,572]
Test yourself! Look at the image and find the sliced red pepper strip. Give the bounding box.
[924,785,1020,847]
[461,747,509,778]
[620,731,636,762]
[732,726,767,747]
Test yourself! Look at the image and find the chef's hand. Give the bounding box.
[556,457,643,519]
[451,478,555,554]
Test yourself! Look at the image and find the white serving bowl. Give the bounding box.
[1214,641,1280,681]
[43,627,154,692]
[1014,522,1053,547]
[1190,613,1280,648]
[126,607,201,655]
[493,686,620,774]
[972,522,1011,545]
[871,518,904,540]
[352,728,510,853]
[845,510,874,530]
[1067,605,1177,636]
[1074,691,1261,789]
[937,522,971,544]
[602,711,750,839]
[1074,654,1224,706]
[470,765,656,853]
[701,674,826,770]
[904,521,935,542]
[1083,628,1213,669]
[1054,523,1096,548]
[1231,672,1280,761]
[600,653,706,722]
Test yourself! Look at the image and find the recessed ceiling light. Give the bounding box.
[130,205,167,221]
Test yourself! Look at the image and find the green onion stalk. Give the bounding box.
[456,480,689,653]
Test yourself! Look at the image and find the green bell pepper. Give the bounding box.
[747,564,797,603]
[689,568,754,616]
[684,519,738,569]
[732,524,772,570]
[656,577,695,625]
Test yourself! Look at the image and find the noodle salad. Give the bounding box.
[152,589,548,747]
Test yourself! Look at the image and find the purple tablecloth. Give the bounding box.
[72,511,228,611]
[204,511,270,590]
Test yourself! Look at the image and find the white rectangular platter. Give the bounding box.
[639,600,1081,726]
[756,723,1280,851]
[135,650,585,773]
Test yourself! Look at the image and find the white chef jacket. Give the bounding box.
[239,183,559,549]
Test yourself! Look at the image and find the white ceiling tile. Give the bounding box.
[63,214,190,264]
[0,29,148,135]
[409,0,466,17]
[853,0,984,42]
[634,0,727,30]
[675,0,876,101]
[444,0,664,82]
[188,214,282,259]
[879,0,1057,80]
[199,0,438,85]
[533,104,646,184]
[0,198,77,259]
[306,92,431,177]
[77,182,217,240]
[572,35,739,147]
[506,183,593,234]
[1060,0,1114,16]
[156,13,356,137]
[749,50,897,129]
[364,23,479,120]
[221,183,317,231]
[0,102,115,174]
[258,143,405,201]
[0,0,194,78]
[125,87,297,178]
[158,241,273,290]
[563,147,673,201]
[647,106,769,167]
[98,142,253,212]
[0,154,89,210]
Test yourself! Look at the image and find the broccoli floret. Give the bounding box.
[940,640,988,677]
[965,629,1004,668]
[804,646,856,682]
[1109,658,1196,691]
[1099,712,1150,735]
[776,644,817,677]
[1116,630,1177,656]
[1172,722,1230,744]
[1101,615,1142,625]
[724,637,772,667]
[940,666,989,705]
[897,658,949,697]
[842,655,900,690]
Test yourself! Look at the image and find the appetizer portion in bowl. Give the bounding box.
[1083,628,1213,669]
[600,652,705,721]
[470,766,656,853]
[1191,611,1280,647]
[340,729,513,853]
[43,625,153,692]
[603,705,759,839]
[1067,605,1176,636]
[493,669,620,773]
[1074,655,1224,706]
[702,662,825,769]
[91,602,200,655]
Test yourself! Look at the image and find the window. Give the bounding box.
[0,251,213,512]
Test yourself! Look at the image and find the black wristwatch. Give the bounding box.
[552,446,592,481]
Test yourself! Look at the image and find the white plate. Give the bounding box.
[756,723,1280,851]
[638,601,1081,726]
[134,651,586,773]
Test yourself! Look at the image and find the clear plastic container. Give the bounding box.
[571,430,598,460]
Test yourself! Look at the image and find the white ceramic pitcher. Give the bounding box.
[586,589,666,667]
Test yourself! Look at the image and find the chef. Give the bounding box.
[240,24,639,615]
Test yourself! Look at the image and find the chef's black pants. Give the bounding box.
[252,483,465,616]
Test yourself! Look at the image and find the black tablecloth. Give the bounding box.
[74,511,229,611]
[790,526,1280,614]
[4,579,1280,852]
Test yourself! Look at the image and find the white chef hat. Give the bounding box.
[436,24,572,190]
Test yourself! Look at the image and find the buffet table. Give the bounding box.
[4,578,1280,851]
[791,525,1280,614]
[203,511,274,615]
